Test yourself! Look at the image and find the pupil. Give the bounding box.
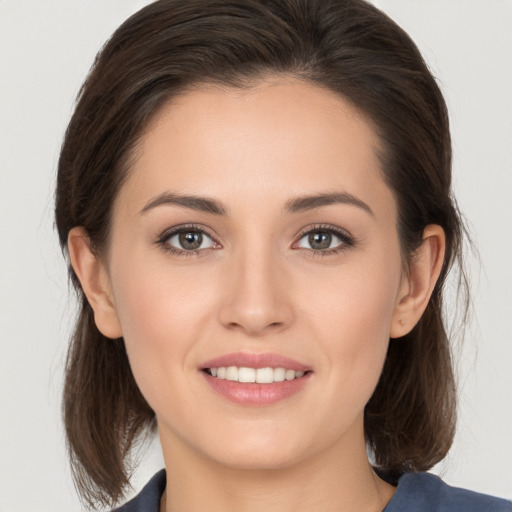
[179,231,202,250]
[309,231,331,250]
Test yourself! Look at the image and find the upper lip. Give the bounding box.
[200,352,312,372]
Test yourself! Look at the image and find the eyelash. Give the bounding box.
[156,224,218,258]
[156,223,356,258]
[294,224,356,257]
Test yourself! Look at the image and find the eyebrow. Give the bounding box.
[140,191,373,217]
[285,192,374,216]
[140,192,227,216]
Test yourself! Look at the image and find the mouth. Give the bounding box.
[202,366,309,383]
[199,353,313,406]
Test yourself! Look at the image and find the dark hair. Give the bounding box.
[55,0,467,508]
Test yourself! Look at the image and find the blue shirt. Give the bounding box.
[114,469,511,511]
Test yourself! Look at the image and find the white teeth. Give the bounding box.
[285,369,296,381]
[207,366,306,383]
[239,367,256,383]
[226,366,238,381]
[256,367,273,384]
[273,367,286,382]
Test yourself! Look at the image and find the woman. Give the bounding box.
[55,0,511,510]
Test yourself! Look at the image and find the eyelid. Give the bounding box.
[157,223,218,242]
[156,223,221,256]
[155,222,355,257]
[292,224,356,254]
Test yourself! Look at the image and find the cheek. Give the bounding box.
[303,250,402,399]
[306,251,401,339]
[108,253,216,393]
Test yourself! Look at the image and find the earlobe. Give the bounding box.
[390,225,446,339]
[67,227,123,339]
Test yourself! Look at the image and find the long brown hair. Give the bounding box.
[55,0,467,508]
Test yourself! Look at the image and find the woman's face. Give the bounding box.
[104,79,408,469]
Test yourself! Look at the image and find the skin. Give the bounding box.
[69,78,445,512]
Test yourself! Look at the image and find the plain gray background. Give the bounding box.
[1,1,511,510]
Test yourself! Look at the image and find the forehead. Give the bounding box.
[118,78,394,218]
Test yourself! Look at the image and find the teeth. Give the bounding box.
[256,367,273,383]
[226,366,238,381]
[274,367,285,382]
[207,366,306,383]
[285,369,295,381]
[239,367,256,383]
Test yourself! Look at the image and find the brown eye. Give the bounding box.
[308,231,332,250]
[179,231,203,250]
[294,226,354,253]
[165,229,216,251]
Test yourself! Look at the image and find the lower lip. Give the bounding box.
[201,372,312,406]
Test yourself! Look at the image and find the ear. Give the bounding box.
[67,227,123,339]
[390,225,446,339]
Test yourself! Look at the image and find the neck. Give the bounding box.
[159,421,395,512]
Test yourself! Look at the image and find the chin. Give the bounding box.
[198,427,318,471]
[212,447,303,471]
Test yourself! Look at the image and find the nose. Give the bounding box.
[217,245,295,337]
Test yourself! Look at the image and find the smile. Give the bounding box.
[200,353,313,406]
[204,366,306,383]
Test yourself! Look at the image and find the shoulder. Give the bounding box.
[112,469,166,512]
[384,472,512,512]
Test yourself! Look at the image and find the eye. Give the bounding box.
[157,225,219,255]
[294,225,355,253]
[167,230,213,250]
